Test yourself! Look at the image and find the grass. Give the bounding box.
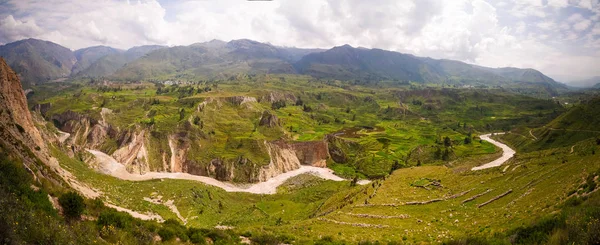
[27,75,600,243]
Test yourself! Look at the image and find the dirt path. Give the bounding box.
[87,149,349,194]
[47,157,165,221]
[529,129,537,140]
[472,133,516,171]
[143,196,184,223]
[570,145,575,154]
[105,203,164,222]
[544,126,600,133]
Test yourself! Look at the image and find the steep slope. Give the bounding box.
[71,46,122,75]
[76,45,165,77]
[0,39,75,87]
[506,97,600,152]
[0,57,44,150]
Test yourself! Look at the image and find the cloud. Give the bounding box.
[0,0,598,78]
[574,19,592,30]
[0,15,43,44]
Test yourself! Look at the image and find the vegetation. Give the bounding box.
[58,191,85,219]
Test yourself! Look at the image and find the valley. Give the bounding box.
[0,37,599,245]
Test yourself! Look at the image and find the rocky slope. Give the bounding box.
[0,57,70,190]
[48,104,333,183]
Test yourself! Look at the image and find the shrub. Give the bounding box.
[251,234,281,245]
[158,227,176,241]
[58,191,85,219]
[97,209,133,229]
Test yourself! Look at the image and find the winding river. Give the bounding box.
[85,133,514,194]
[471,133,516,171]
[87,149,346,194]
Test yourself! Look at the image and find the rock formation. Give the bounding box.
[259,110,280,127]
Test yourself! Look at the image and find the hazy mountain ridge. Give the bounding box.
[0,38,570,93]
[0,39,76,87]
[75,45,165,77]
[71,46,123,76]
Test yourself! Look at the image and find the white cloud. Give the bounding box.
[567,13,585,23]
[0,0,598,78]
[0,15,43,44]
[574,19,592,31]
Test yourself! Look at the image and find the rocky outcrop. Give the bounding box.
[51,110,117,150]
[258,140,330,180]
[259,110,280,127]
[198,96,258,112]
[260,92,297,103]
[292,141,328,167]
[32,103,52,118]
[260,141,302,180]
[112,129,149,174]
[168,133,190,173]
[0,57,61,186]
[0,57,44,148]
[225,96,257,106]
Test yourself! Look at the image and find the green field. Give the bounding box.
[19,75,600,244]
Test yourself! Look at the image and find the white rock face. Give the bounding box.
[87,149,346,194]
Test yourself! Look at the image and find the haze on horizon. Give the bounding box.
[0,0,599,84]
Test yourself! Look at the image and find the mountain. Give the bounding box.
[276,46,325,62]
[0,38,565,95]
[71,46,123,75]
[295,45,432,82]
[295,44,566,93]
[595,83,600,89]
[112,39,298,80]
[565,76,600,88]
[0,39,75,87]
[75,45,165,77]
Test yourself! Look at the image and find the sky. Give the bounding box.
[0,0,599,83]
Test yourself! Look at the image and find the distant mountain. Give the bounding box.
[594,83,600,89]
[0,38,567,95]
[565,76,600,88]
[295,44,566,94]
[0,38,75,87]
[75,45,165,77]
[71,46,123,76]
[112,39,300,80]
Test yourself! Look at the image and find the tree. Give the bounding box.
[179,108,185,121]
[350,176,358,187]
[390,160,401,174]
[442,148,450,161]
[443,136,452,147]
[464,136,472,144]
[434,147,442,160]
[58,191,85,219]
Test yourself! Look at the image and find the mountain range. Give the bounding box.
[0,38,567,94]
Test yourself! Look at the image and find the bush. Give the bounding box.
[251,234,281,245]
[58,191,85,219]
[97,209,133,229]
[158,227,177,241]
[188,228,209,244]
